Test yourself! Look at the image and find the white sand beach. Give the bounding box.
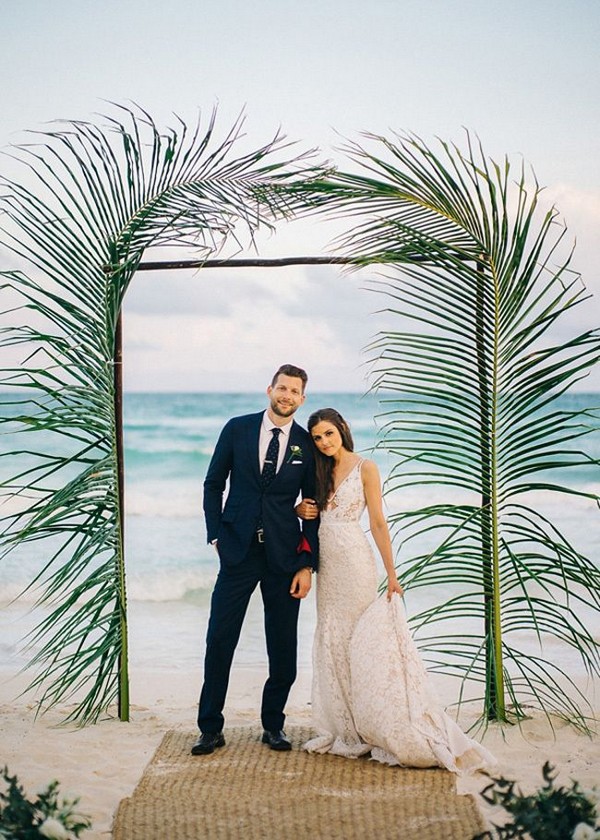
[2,390,598,836]
[1,649,598,839]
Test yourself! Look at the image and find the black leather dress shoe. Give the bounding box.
[261,729,292,751]
[191,732,225,755]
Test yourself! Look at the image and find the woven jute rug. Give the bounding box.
[112,726,487,840]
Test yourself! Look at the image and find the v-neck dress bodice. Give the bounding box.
[321,459,366,522]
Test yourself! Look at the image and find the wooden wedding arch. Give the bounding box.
[1,105,598,730]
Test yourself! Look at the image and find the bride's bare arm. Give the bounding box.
[362,460,404,600]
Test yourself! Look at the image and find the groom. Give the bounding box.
[192,364,319,755]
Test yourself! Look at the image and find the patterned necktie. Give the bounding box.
[261,428,281,488]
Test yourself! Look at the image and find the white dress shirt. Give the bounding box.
[259,410,292,474]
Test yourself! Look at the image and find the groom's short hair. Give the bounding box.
[271,364,308,392]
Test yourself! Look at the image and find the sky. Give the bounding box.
[1,0,599,392]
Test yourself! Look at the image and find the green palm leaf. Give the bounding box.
[303,131,600,728]
[0,104,324,724]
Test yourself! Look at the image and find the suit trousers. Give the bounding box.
[198,536,301,733]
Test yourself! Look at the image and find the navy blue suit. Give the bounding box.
[198,411,319,733]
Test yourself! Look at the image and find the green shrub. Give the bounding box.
[475,761,599,840]
[0,767,91,839]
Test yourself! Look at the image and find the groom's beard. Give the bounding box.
[270,398,299,418]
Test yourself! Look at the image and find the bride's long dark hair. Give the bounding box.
[308,408,354,510]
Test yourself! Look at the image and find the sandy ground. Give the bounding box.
[1,661,598,839]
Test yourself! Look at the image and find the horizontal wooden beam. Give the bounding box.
[135,256,367,271]
[104,252,448,273]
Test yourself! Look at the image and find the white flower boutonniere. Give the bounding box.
[287,445,303,463]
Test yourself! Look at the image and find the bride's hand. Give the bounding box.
[386,578,404,601]
[296,498,319,520]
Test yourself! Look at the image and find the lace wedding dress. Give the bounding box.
[303,459,495,775]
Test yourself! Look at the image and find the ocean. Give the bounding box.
[1,391,599,679]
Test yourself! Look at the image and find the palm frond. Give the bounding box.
[0,104,325,724]
[304,131,600,728]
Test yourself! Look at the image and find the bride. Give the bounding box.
[296,408,494,775]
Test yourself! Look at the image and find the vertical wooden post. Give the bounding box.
[475,257,504,721]
[113,309,129,721]
[114,311,125,548]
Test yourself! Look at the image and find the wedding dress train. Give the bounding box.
[303,460,495,775]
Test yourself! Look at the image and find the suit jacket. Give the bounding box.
[203,411,319,575]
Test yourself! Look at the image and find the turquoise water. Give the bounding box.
[1,391,599,676]
[1,391,599,606]
[123,392,395,603]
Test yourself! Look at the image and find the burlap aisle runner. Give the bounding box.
[113,727,487,840]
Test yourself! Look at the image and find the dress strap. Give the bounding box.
[352,457,366,484]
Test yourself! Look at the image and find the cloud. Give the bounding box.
[121,252,388,392]
[121,189,600,393]
[122,290,375,392]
